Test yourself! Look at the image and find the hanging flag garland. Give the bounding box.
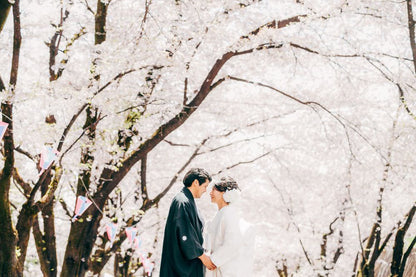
[72,196,93,222]
[73,172,155,275]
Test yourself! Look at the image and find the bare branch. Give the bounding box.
[140,155,148,207]
[400,235,416,275]
[213,150,274,176]
[268,173,314,266]
[49,5,67,81]
[58,197,72,218]
[33,167,63,212]
[183,77,188,105]
[163,140,191,147]
[240,15,307,40]
[135,0,151,45]
[321,217,339,258]
[9,0,21,87]
[95,0,109,45]
[83,0,94,15]
[227,75,357,158]
[93,65,163,97]
[59,113,107,163]
[57,103,88,152]
[406,0,416,72]
[14,145,35,162]
[55,26,87,80]
[12,167,31,197]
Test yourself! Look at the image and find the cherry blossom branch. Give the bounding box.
[226,75,356,158]
[49,5,68,81]
[212,150,274,176]
[14,145,35,162]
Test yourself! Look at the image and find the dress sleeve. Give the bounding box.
[175,202,204,260]
[210,208,243,267]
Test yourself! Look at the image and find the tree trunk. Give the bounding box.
[0,177,18,277]
[391,204,416,276]
[61,206,104,277]
[32,173,58,277]
[0,83,16,277]
[15,202,37,276]
[114,252,131,277]
[61,105,101,277]
[0,0,20,274]
[0,0,11,33]
[95,0,108,45]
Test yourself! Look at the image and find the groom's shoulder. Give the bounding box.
[172,189,190,205]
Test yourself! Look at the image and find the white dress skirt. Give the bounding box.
[204,205,254,277]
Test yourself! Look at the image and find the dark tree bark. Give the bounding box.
[32,173,58,277]
[390,204,416,277]
[0,102,17,276]
[95,0,109,45]
[0,0,19,275]
[0,0,11,33]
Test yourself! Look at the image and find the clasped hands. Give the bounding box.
[199,253,217,271]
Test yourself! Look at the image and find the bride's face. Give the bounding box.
[209,187,224,204]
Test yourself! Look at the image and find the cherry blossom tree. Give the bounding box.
[0,0,416,276]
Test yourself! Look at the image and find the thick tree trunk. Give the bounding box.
[0,77,17,276]
[61,104,100,277]
[61,1,108,273]
[15,203,37,276]
[61,205,104,277]
[391,204,416,276]
[0,0,20,274]
[114,252,132,277]
[0,176,18,277]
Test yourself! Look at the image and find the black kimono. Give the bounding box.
[160,187,205,277]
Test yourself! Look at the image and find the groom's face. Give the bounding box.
[194,179,209,198]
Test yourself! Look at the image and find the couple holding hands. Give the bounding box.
[160,168,254,277]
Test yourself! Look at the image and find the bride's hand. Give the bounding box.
[198,254,217,270]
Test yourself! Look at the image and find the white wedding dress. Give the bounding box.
[204,205,254,277]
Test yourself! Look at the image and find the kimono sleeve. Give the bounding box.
[175,203,204,260]
[210,210,243,267]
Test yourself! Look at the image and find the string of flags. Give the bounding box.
[0,119,59,175]
[0,119,60,176]
[0,118,155,275]
[107,224,154,276]
[72,196,155,276]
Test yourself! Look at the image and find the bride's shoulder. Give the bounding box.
[221,205,241,220]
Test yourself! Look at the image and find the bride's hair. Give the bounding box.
[214,176,241,203]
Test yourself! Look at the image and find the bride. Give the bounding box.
[204,177,254,277]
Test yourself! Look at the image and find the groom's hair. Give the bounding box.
[183,168,212,187]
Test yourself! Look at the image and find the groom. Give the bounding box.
[160,168,216,276]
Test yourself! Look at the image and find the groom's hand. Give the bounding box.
[198,254,217,270]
